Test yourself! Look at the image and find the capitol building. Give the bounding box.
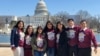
[0,0,49,29]
[0,0,50,33]
[18,0,49,28]
[0,0,79,33]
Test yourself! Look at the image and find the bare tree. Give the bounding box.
[51,11,70,25]
[50,10,99,30]
[76,10,91,19]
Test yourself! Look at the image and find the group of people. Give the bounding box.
[10,19,98,56]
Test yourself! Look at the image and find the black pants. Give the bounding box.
[69,45,78,56]
[78,47,91,56]
[56,45,69,56]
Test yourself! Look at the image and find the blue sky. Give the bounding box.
[0,0,100,16]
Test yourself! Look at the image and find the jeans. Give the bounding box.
[47,48,55,56]
[34,51,44,56]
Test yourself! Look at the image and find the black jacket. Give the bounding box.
[57,30,69,56]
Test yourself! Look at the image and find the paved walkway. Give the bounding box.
[0,47,100,56]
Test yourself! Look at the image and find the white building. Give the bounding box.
[18,0,49,28]
[0,0,80,33]
[0,0,49,33]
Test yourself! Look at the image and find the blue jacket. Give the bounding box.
[10,28,20,47]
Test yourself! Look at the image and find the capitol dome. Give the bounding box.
[34,0,48,16]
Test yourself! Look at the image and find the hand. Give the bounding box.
[94,48,97,54]
[38,48,41,51]
[11,47,16,51]
[40,49,43,51]
[38,48,43,51]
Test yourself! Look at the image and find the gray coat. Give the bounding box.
[31,34,47,52]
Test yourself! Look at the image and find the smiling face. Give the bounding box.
[68,20,74,27]
[38,28,43,34]
[57,23,63,31]
[27,26,33,35]
[18,21,24,29]
[80,20,87,28]
[47,23,53,29]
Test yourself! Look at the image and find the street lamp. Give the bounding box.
[6,18,8,24]
[5,18,10,34]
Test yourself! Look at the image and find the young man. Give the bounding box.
[66,19,80,56]
[78,20,97,56]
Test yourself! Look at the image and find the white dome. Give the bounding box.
[34,0,48,16]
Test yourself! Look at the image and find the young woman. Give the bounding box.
[78,20,97,56]
[24,25,34,56]
[31,26,47,56]
[10,20,25,56]
[43,21,56,56]
[55,21,69,56]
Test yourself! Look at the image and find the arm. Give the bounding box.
[31,36,38,51]
[10,29,16,47]
[42,38,47,51]
[90,30,98,54]
[91,30,97,48]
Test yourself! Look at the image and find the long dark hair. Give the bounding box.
[35,26,44,37]
[56,21,66,33]
[25,25,34,37]
[43,21,55,32]
[14,20,24,32]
